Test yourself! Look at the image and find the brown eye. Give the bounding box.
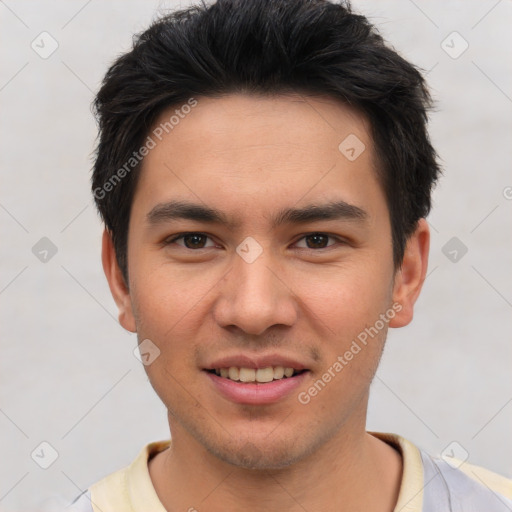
[166,233,215,249]
[295,233,341,250]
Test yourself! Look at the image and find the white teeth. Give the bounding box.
[255,367,274,383]
[239,368,256,382]
[228,367,239,380]
[273,366,284,379]
[212,366,300,382]
[284,367,294,378]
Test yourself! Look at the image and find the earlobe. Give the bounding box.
[389,219,430,328]
[101,229,137,333]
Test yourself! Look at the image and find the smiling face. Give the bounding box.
[103,93,428,470]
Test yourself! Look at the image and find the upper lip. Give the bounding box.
[204,353,309,371]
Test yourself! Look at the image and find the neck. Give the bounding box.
[149,417,402,511]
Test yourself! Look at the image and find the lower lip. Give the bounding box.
[204,370,309,405]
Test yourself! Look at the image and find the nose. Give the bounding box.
[213,244,298,336]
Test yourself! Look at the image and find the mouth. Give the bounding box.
[203,365,310,405]
[205,366,308,383]
[203,354,311,404]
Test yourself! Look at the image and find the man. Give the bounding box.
[70,0,512,510]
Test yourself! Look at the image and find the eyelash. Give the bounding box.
[164,232,346,251]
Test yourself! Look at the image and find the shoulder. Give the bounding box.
[66,440,171,511]
[420,450,512,509]
[67,489,93,512]
[458,458,512,499]
[370,432,512,511]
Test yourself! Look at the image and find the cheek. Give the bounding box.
[128,261,216,374]
[299,262,393,338]
[129,254,208,326]
[129,272,183,360]
[295,263,393,394]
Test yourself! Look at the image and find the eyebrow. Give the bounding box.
[146,199,368,230]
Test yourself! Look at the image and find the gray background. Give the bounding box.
[1,0,511,510]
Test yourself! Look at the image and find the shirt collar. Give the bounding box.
[126,432,424,512]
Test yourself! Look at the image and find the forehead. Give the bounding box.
[148,92,372,160]
[132,93,383,223]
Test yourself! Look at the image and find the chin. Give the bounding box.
[218,447,298,470]
[205,435,315,471]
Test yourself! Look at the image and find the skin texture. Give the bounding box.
[102,93,430,511]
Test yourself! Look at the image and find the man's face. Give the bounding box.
[113,93,413,469]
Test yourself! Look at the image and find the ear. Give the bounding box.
[388,218,430,328]
[101,229,137,333]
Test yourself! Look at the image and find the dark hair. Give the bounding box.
[92,0,441,283]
